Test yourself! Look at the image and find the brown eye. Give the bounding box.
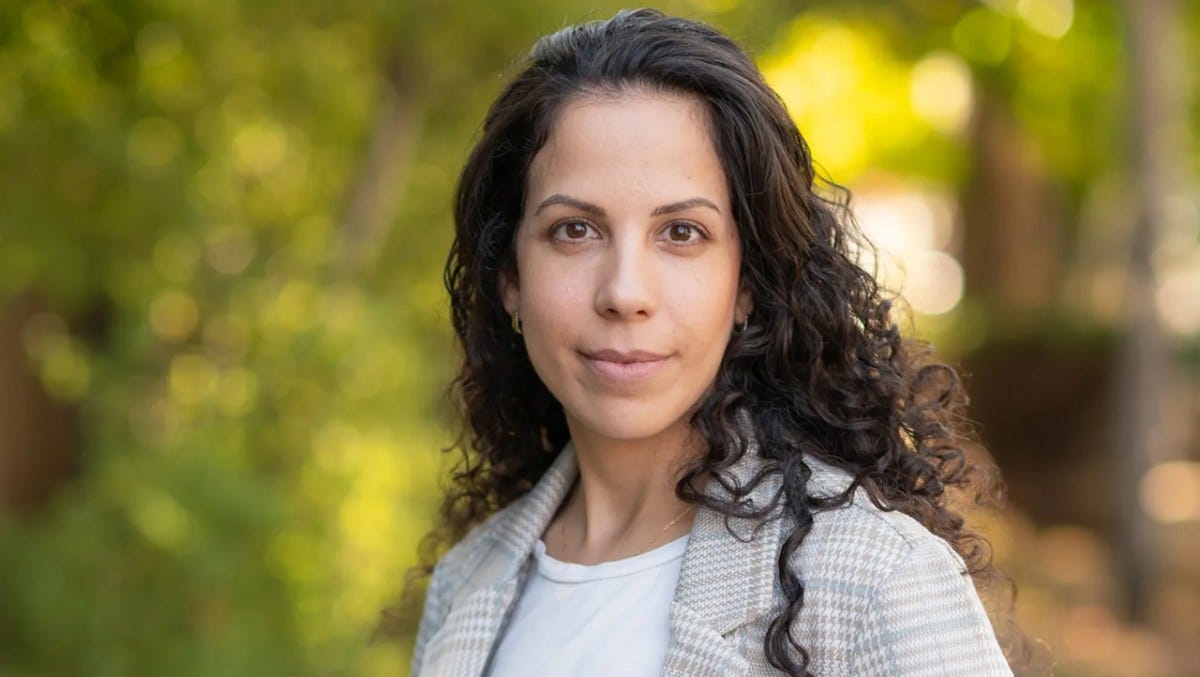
[666,222,703,243]
[553,220,595,242]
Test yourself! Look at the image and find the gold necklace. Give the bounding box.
[636,504,696,555]
[558,503,697,558]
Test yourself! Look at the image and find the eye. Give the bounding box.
[662,222,707,245]
[551,219,599,242]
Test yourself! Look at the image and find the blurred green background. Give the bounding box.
[0,1,1197,675]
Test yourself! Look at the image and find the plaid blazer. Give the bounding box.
[411,433,1012,676]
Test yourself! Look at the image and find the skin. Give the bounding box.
[500,91,753,564]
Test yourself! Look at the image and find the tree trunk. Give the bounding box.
[0,292,80,514]
[336,52,424,278]
[1114,0,1186,624]
[960,90,1066,331]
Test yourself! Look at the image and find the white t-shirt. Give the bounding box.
[485,533,690,676]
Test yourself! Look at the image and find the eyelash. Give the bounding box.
[549,219,709,246]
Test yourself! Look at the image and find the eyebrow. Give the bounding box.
[533,194,721,217]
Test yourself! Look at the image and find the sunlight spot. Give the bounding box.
[910,52,973,134]
[1017,0,1074,38]
[1155,265,1200,336]
[204,226,255,275]
[130,487,191,550]
[903,250,965,315]
[1141,461,1200,523]
[150,289,199,342]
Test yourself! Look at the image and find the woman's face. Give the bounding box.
[500,91,752,443]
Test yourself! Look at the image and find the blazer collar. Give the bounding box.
[454,415,853,676]
[661,418,852,674]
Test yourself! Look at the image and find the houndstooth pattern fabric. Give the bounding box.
[411,421,1012,676]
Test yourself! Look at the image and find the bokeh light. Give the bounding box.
[1140,461,1200,523]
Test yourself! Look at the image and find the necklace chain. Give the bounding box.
[636,504,696,555]
[559,502,697,559]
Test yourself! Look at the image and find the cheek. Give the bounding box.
[669,260,739,327]
[522,261,579,317]
[519,262,584,361]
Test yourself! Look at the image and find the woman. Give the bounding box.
[404,8,1022,676]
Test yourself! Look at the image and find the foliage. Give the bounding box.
[0,1,1195,675]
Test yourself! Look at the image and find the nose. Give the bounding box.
[594,235,657,321]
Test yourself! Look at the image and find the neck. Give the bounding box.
[551,416,707,564]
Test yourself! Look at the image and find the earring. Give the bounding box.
[736,314,750,333]
[511,309,523,335]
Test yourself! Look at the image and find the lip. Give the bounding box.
[579,349,670,382]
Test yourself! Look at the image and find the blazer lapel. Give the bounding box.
[422,443,580,677]
[422,576,524,676]
[661,416,786,676]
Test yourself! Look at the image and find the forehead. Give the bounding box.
[551,89,714,140]
[525,91,728,204]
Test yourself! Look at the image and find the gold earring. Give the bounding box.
[512,309,523,335]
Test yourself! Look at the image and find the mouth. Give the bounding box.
[579,349,670,382]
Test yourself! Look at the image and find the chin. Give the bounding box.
[565,399,692,442]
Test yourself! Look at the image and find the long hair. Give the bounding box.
[386,8,1027,674]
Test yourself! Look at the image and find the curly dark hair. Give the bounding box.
[384,7,1030,675]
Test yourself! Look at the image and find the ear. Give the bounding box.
[498,267,519,315]
[735,282,754,323]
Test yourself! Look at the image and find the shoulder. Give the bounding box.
[775,455,970,590]
[827,495,1009,674]
[797,477,969,585]
[797,483,986,623]
[760,464,1010,675]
